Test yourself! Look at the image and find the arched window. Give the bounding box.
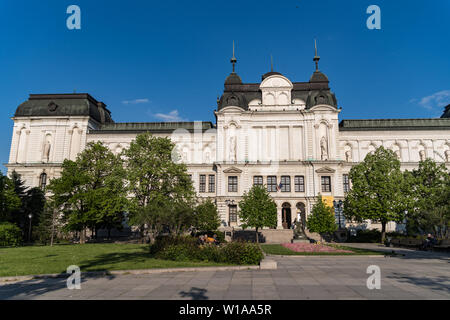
[39,172,47,190]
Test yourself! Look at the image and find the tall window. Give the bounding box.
[280,176,291,192]
[208,175,215,193]
[228,176,238,192]
[39,172,47,190]
[321,176,331,192]
[253,176,263,186]
[343,174,350,193]
[267,176,277,192]
[229,205,238,223]
[295,176,305,192]
[199,175,206,193]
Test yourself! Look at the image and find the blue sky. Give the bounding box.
[1,0,450,173]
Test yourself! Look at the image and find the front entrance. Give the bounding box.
[282,203,292,229]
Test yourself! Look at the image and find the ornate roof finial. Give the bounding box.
[230,40,237,73]
[313,39,320,71]
[270,54,274,72]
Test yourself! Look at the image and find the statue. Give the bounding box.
[320,137,328,160]
[345,150,352,162]
[229,136,236,161]
[419,150,426,161]
[445,150,450,162]
[43,140,51,162]
[293,212,308,241]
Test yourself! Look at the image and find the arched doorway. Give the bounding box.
[282,203,292,229]
[296,202,307,231]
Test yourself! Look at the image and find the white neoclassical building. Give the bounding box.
[6,51,450,233]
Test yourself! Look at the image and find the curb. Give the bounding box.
[267,254,386,258]
[0,265,261,284]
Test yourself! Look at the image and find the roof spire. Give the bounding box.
[270,54,273,72]
[230,40,237,73]
[313,39,320,71]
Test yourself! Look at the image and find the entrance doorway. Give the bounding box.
[282,203,292,229]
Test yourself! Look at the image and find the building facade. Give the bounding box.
[6,53,450,232]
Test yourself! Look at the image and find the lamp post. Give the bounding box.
[28,213,33,243]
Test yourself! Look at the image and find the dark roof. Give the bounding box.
[441,104,450,118]
[310,70,329,83]
[14,93,113,124]
[218,73,337,111]
[339,118,450,131]
[89,121,215,134]
[224,73,243,85]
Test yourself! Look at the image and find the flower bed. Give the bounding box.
[282,243,353,253]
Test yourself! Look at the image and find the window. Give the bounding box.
[295,176,305,192]
[321,176,331,192]
[229,205,238,223]
[253,176,263,186]
[208,175,215,193]
[280,176,291,192]
[267,176,277,192]
[39,172,47,190]
[199,175,206,193]
[228,176,238,192]
[343,174,350,193]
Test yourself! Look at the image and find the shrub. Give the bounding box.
[346,229,381,243]
[151,235,263,265]
[221,241,264,265]
[0,222,23,247]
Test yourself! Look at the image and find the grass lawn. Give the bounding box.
[0,243,235,277]
[260,244,384,256]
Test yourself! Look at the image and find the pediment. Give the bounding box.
[223,167,243,173]
[315,166,336,174]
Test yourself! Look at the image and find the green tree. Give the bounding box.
[407,159,450,238]
[344,146,409,243]
[6,172,45,241]
[35,200,61,246]
[48,142,127,244]
[0,172,21,223]
[123,132,196,240]
[306,195,337,240]
[238,185,277,243]
[194,198,221,232]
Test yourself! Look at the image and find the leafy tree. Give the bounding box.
[238,185,277,243]
[35,200,61,246]
[48,142,127,244]
[7,172,45,241]
[123,132,196,240]
[0,172,21,223]
[407,159,450,238]
[344,146,409,243]
[306,195,337,240]
[194,198,220,232]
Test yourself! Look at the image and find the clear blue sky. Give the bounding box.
[1,0,450,173]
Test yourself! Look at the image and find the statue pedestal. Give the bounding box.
[292,239,310,244]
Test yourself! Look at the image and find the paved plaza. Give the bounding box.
[1,245,449,300]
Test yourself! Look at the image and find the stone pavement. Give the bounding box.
[1,249,449,300]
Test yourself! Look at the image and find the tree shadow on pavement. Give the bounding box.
[387,273,450,295]
[0,274,116,300]
[178,287,208,300]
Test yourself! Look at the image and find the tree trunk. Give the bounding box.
[80,228,86,244]
[381,221,386,244]
[255,227,259,244]
[50,217,55,247]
